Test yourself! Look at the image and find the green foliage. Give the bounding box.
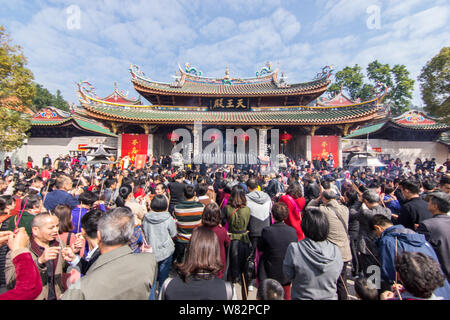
[0,25,34,151]
[33,83,54,109]
[0,108,31,152]
[328,65,367,101]
[328,60,415,116]
[418,47,450,124]
[33,84,71,112]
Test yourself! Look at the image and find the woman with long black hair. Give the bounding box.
[159,226,233,300]
[222,184,251,299]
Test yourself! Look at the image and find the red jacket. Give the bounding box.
[279,195,305,241]
[0,249,42,300]
[40,169,51,181]
[10,198,22,216]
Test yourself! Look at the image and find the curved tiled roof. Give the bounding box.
[130,64,331,97]
[101,85,141,105]
[80,99,382,126]
[31,107,117,137]
[344,118,450,139]
[132,77,330,97]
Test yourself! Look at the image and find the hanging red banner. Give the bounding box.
[121,134,149,164]
[310,136,339,168]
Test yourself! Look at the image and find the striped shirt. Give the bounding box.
[174,201,204,243]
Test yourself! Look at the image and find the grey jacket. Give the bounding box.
[283,238,343,300]
[246,191,272,238]
[142,211,177,262]
[61,246,157,300]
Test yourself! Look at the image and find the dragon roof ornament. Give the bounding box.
[256,61,273,77]
[314,65,334,80]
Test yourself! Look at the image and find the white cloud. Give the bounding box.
[391,6,449,39]
[383,0,423,19]
[2,0,448,108]
[200,17,237,40]
[271,8,301,41]
[312,0,382,34]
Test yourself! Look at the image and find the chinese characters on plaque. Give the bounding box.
[209,98,250,111]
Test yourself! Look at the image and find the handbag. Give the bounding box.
[245,251,256,281]
[140,227,153,253]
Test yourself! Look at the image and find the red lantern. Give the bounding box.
[239,133,249,142]
[210,133,220,142]
[280,132,292,144]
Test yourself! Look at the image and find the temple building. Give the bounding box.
[76,62,387,167]
[342,110,450,165]
[1,104,118,165]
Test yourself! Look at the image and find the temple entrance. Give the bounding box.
[150,126,309,165]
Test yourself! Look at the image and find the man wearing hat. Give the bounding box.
[417,191,450,281]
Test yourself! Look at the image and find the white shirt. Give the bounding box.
[70,246,99,267]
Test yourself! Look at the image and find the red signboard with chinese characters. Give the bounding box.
[77,144,88,151]
[135,154,147,170]
[310,136,339,168]
[121,134,148,163]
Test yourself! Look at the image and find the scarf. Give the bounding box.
[30,236,60,275]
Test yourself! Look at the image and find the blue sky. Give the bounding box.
[1,0,449,107]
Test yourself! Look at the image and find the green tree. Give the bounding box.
[33,83,54,110]
[33,84,71,112]
[328,65,369,101]
[418,47,450,124]
[0,107,31,152]
[0,25,34,152]
[53,89,70,111]
[328,60,415,116]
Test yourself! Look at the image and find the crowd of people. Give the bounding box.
[0,152,449,300]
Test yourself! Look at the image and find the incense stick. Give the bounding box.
[14,199,28,232]
[41,180,51,211]
[77,207,82,234]
[48,210,65,249]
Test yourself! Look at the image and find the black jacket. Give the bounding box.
[77,249,101,276]
[257,222,297,285]
[397,197,432,230]
[266,179,282,198]
[42,157,52,166]
[347,201,362,239]
[168,181,185,206]
[417,214,450,281]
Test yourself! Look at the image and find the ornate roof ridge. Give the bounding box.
[78,81,141,106]
[100,82,141,104]
[129,63,333,89]
[392,109,437,121]
[179,63,276,84]
[317,90,358,106]
[32,106,71,119]
[31,106,117,137]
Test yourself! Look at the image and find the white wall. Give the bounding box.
[0,136,118,168]
[342,139,449,167]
